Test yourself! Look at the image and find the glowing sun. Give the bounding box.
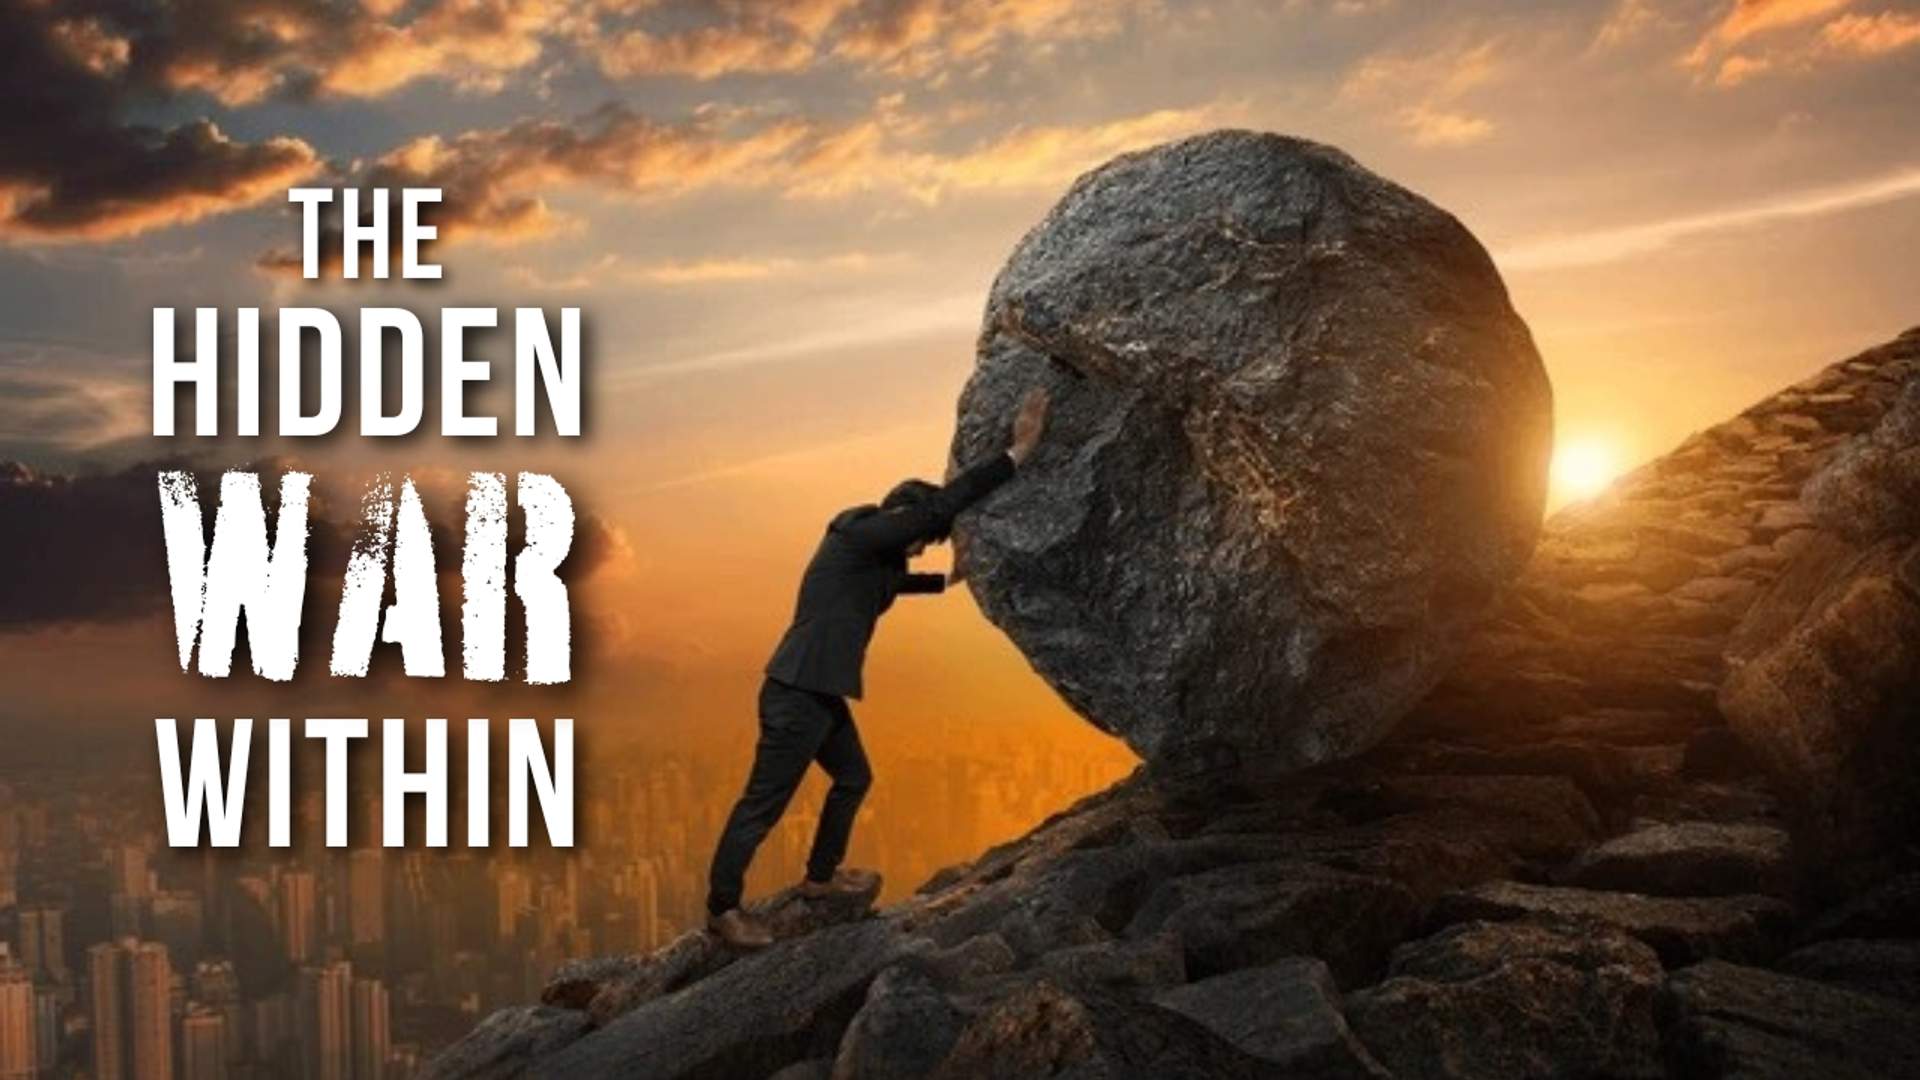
[1550,437,1624,507]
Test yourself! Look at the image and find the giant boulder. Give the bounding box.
[951,129,1552,772]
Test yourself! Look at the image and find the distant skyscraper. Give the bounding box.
[127,943,172,1080]
[494,868,531,944]
[178,1008,228,1080]
[191,962,244,1070]
[31,986,58,1077]
[248,993,293,1074]
[279,872,317,965]
[147,893,204,972]
[297,962,351,1080]
[345,851,386,951]
[0,945,35,1080]
[629,861,660,952]
[109,846,151,900]
[349,978,389,1080]
[16,907,65,984]
[86,944,123,1080]
[88,939,173,1080]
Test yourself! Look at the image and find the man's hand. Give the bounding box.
[1009,386,1050,466]
[947,535,970,585]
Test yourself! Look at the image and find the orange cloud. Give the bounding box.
[258,97,1228,265]
[508,251,890,289]
[1713,51,1776,83]
[595,23,816,79]
[147,0,575,105]
[1398,105,1495,148]
[49,18,131,76]
[831,0,1130,76]
[1342,39,1501,149]
[368,109,816,237]
[1687,1,1920,85]
[829,105,1232,201]
[1593,0,1668,48]
[1821,10,1920,54]
[315,0,570,97]
[583,0,1139,82]
[1691,0,1853,58]
[1496,165,1920,270]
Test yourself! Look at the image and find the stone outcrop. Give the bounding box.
[429,878,886,1077]
[426,1007,592,1080]
[531,920,904,1079]
[1431,881,1792,967]
[1345,918,1664,1079]
[1658,960,1920,1079]
[951,129,1552,774]
[433,319,1920,1079]
[1776,939,1920,1005]
[1555,821,1793,899]
[536,874,883,1027]
[1155,959,1388,1078]
[1719,348,1920,893]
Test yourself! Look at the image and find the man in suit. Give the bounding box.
[705,387,1052,947]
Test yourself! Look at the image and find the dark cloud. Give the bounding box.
[0,459,184,626]
[0,0,1151,246]
[0,0,320,241]
[102,0,567,104]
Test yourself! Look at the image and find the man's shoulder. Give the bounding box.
[828,504,881,532]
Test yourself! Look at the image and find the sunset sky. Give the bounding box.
[1,0,1917,770]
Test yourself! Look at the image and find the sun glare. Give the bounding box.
[1551,437,1623,508]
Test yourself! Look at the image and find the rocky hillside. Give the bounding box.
[431,327,1920,1080]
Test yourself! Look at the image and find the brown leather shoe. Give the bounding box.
[706,908,773,949]
[796,868,879,899]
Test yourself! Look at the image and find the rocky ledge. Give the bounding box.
[430,328,1920,1080]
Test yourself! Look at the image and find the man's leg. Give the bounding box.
[805,697,872,886]
[706,681,832,916]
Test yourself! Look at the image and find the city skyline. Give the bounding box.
[0,2,1916,1074]
[0,724,1131,1075]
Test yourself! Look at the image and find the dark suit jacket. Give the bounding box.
[764,453,1016,699]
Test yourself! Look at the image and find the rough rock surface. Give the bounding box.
[951,129,1552,772]
[1155,959,1388,1077]
[1556,821,1793,898]
[1345,918,1663,1079]
[831,964,965,1080]
[925,977,1273,1079]
[530,921,905,1079]
[423,1007,592,1080]
[537,873,882,1026]
[1719,359,1920,892]
[1776,938,1920,1004]
[432,328,1920,1078]
[1800,871,1920,941]
[1659,960,1920,1079]
[1432,881,1792,967]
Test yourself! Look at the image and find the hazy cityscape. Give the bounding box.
[0,719,1132,1078]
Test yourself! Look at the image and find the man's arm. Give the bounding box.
[840,387,1051,556]
[838,454,1016,554]
[898,572,948,595]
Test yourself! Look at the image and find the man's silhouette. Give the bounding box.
[705,387,1051,947]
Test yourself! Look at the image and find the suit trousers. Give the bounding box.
[706,677,873,915]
